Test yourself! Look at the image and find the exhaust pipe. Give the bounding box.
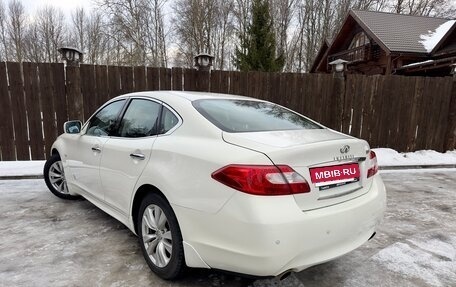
[276,271,292,281]
[368,232,376,241]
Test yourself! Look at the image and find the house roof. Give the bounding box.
[351,10,455,54]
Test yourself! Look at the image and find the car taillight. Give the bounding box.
[367,151,378,178]
[211,165,310,196]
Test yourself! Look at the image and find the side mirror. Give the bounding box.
[64,120,82,134]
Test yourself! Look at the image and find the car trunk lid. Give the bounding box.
[222,129,373,211]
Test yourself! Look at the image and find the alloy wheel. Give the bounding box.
[141,204,173,268]
[48,161,69,194]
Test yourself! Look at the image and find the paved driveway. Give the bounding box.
[0,170,455,287]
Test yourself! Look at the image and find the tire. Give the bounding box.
[44,153,79,200]
[138,193,185,280]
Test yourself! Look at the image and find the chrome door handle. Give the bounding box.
[91,147,101,152]
[130,153,145,160]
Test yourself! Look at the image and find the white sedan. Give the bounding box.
[44,91,386,280]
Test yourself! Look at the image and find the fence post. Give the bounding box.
[444,77,456,151]
[330,75,345,132]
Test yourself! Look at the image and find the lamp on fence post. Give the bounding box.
[58,47,83,67]
[329,59,348,79]
[194,53,214,71]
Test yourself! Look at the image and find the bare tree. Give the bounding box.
[233,0,251,56]
[35,6,66,62]
[269,0,296,71]
[7,0,26,62]
[96,0,169,66]
[173,0,234,69]
[70,8,109,64]
[24,22,44,62]
[390,0,455,16]
[0,0,8,61]
[71,7,86,53]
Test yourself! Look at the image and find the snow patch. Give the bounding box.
[372,236,456,287]
[419,20,456,53]
[373,148,456,166]
[401,59,434,68]
[0,161,45,176]
[0,149,454,177]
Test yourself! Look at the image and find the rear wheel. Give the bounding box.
[44,153,78,200]
[138,193,185,280]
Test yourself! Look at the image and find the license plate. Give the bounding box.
[310,163,360,187]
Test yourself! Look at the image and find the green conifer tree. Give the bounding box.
[234,0,284,72]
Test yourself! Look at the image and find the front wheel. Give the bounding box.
[44,154,79,200]
[138,193,185,280]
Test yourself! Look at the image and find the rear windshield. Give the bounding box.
[192,99,322,133]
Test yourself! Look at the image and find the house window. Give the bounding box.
[347,32,370,62]
[349,32,370,49]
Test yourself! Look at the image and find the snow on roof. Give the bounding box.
[419,20,456,53]
[401,59,434,68]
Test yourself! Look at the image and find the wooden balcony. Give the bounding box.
[328,45,371,64]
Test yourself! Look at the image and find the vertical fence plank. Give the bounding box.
[360,76,374,142]
[172,67,183,91]
[0,63,16,160]
[51,63,67,135]
[7,62,29,160]
[183,68,196,91]
[80,64,96,120]
[406,77,424,151]
[351,74,364,138]
[369,76,385,148]
[96,65,109,104]
[195,71,209,92]
[23,63,45,160]
[341,75,354,134]
[433,78,453,152]
[219,71,230,94]
[108,66,121,99]
[134,66,146,92]
[121,66,133,94]
[239,71,249,96]
[66,66,83,122]
[230,71,240,95]
[444,79,456,151]
[147,67,160,90]
[38,63,57,158]
[210,70,221,93]
[160,68,172,90]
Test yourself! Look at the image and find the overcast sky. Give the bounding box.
[21,0,95,17]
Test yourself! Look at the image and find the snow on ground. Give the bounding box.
[372,235,456,287]
[373,148,456,167]
[0,149,454,176]
[419,20,456,52]
[0,160,45,176]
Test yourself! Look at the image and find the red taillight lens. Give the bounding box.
[211,165,310,196]
[367,151,378,178]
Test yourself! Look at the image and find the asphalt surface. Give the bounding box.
[0,170,455,287]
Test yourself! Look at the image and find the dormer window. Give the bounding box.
[349,32,370,49]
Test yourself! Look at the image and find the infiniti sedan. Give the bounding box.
[44,91,386,280]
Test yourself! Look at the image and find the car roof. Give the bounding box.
[113,91,254,102]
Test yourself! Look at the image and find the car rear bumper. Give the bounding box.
[173,174,386,276]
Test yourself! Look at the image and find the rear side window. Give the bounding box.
[118,99,161,138]
[159,107,179,134]
[192,99,321,133]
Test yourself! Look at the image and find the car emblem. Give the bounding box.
[340,145,350,154]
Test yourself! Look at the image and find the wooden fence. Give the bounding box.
[0,61,455,161]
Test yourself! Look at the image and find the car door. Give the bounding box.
[99,98,163,215]
[65,99,126,201]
